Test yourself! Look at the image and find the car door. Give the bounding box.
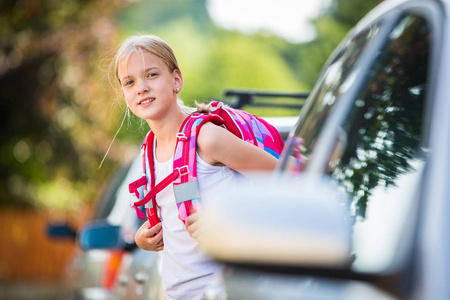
[280,1,443,298]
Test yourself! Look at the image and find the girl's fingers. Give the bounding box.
[148,222,162,237]
[152,230,164,251]
[185,211,199,228]
[152,227,163,243]
[185,211,204,240]
[135,221,164,251]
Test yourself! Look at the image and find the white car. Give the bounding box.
[200,0,450,299]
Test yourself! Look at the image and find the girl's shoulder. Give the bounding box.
[196,122,224,152]
[196,121,238,166]
[196,122,233,146]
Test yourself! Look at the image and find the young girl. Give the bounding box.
[114,35,277,300]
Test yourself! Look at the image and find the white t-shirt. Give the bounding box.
[149,145,239,300]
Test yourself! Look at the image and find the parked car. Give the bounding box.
[48,156,156,300]
[199,0,450,299]
[77,103,299,300]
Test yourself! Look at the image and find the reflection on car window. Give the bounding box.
[284,13,432,272]
[328,14,430,218]
[291,23,381,167]
[329,14,431,272]
[307,14,430,271]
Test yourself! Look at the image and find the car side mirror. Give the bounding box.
[199,174,353,268]
[47,223,77,240]
[79,222,136,251]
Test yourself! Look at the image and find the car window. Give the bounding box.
[330,14,430,272]
[328,14,430,217]
[106,155,146,241]
[285,13,432,272]
[94,163,131,220]
[288,22,382,167]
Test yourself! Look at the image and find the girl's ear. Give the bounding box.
[121,89,125,98]
[173,69,183,93]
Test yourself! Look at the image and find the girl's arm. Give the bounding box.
[196,122,278,174]
[185,123,279,240]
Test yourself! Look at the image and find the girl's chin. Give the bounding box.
[135,110,161,122]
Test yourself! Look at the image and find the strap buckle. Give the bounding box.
[190,114,204,118]
[210,101,222,112]
[177,165,190,176]
[176,132,188,141]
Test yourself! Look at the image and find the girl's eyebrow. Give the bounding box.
[120,66,161,83]
[120,75,132,83]
[145,66,159,72]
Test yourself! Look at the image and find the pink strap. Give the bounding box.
[128,175,147,199]
[176,114,224,180]
[130,204,146,219]
[174,114,225,223]
[145,132,157,222]
[131,167,188,220]
[132,166,189,208]
[130,117,193,223]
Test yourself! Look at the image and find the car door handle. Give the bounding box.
[134,271,149,284]
[118,274,130,286]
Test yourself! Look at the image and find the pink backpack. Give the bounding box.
[128,101,285,227]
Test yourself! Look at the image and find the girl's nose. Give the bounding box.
[137,81,150,95]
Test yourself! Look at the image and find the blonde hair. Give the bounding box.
[114,35,179,84]
[100,35,220,168]
[114,34,196,115]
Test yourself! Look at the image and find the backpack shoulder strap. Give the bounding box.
[130,114,225,225]
[174,113,224,222]
[210,101,284,158]
[129,131,161,226]
[210,101,259,145]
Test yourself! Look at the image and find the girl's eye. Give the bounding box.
[146,73,157,78]
[123,80,133,87]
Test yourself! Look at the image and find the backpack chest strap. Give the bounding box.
[129,114,225,224]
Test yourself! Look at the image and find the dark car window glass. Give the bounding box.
[282,12,432,272]
[324,14,430,271]
[94,164,131,219]
[291,23,381,166]
[107,155,147,234]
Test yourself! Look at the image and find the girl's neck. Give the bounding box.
[146,109,188,160]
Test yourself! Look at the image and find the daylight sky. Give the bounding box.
[207,0,330,43]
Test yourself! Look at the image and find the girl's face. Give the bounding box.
[118,50,182,121]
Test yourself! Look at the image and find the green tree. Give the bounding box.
[287,0,381,88]
[0,0,131,211]
[114,0,310,123]
[0,0,384,212]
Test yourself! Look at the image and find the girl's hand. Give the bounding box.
[135,221,164,251]
[184,211,203,242]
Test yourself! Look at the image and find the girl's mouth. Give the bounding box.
[139,97,155,105]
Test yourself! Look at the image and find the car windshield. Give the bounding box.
[283,13,432,272]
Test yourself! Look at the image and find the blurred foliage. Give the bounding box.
[0,0,135,212]
[116,0,380,128]
[0,0,380,211]
[290,0,382,87]
[116,0,306,112]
